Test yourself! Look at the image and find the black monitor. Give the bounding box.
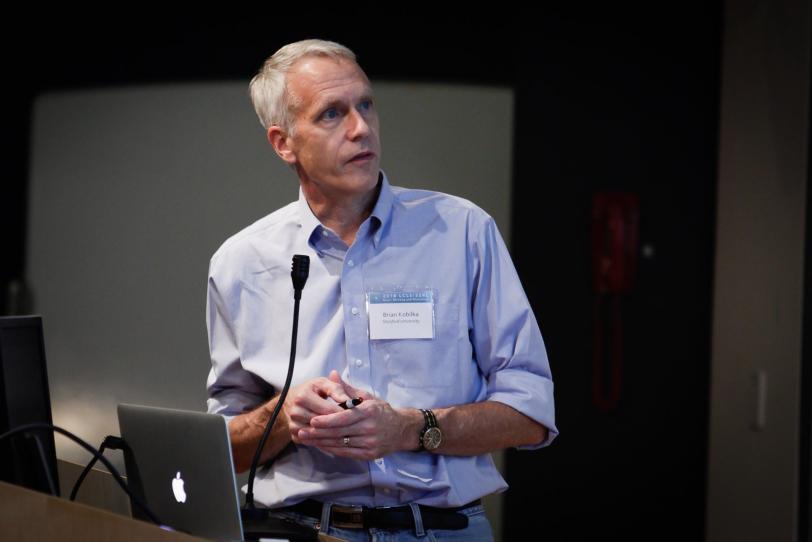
[0,315,59,494]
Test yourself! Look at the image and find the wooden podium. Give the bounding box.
[0,481,208,541]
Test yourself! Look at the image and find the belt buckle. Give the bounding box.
[331,504,365,529]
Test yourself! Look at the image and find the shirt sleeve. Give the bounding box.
[468,215,558,449]
[206,263,273,417]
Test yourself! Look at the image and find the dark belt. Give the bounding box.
[279,498,480,530]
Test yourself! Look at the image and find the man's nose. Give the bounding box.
[347,108,371,140]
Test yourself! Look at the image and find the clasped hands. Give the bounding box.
[283,370,413,460]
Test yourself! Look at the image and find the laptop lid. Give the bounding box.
[117,403,244,541]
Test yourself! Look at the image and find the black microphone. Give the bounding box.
[291,254,310,299]
[244,255,310,514]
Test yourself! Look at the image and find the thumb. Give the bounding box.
[329,370,374,400]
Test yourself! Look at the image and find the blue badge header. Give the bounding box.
[368,290,434,304]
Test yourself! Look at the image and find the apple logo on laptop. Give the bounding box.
[172,471,187,503]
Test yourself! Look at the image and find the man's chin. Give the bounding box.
[300,167,380,199]
[341,167,380,190]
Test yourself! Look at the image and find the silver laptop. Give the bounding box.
[117,403,317,541]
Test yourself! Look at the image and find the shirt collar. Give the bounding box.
[369,171,394,248]
[297,171,395,249]
[297,185,323,242]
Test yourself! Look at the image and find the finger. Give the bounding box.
[327,372,375,402]
[345,385,374,402]
[327,370,362,400]
[298,418,365,439]
[299,435,372,449]
[289,422,307,445]
[328,370,342,384]
[294,395,341,417]
[284,400,332,427]
[312,376,354,405]
[293,380,348,415]
[309,406,367,429]
[285,413,305,430]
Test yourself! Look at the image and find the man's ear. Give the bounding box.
[267,126,297,165]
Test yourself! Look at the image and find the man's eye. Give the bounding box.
[358,100,372,111]
[322,108,339,120]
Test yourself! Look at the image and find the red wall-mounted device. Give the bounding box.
[590,193,639,412]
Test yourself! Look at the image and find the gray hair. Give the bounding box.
[249,39,357,135]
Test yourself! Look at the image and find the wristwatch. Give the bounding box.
[418,409,442,451]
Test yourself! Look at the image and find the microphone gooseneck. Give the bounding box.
[244,255,310,513]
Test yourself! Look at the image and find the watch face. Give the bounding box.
[423,427,442,450]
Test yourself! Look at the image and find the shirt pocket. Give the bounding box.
[371,303,461,388]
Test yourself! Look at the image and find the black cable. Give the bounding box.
[245,293,300,511]
[245,254,309,511]
[26,432,59,497]
[70,440,107,501]
[70,435,125,501]
[0,423,162,526]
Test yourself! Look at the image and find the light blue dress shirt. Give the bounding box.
[206,173,557,508]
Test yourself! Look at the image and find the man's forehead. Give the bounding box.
[288,55,372,98]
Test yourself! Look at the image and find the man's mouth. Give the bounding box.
[348,151,375,163]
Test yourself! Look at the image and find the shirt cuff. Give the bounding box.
[486,368,558,450]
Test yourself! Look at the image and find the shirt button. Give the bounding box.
[355,358,363,367]
[322,229,329,236]
[351,307,359,316]
[347,259,354,267]
[383,488,391,494]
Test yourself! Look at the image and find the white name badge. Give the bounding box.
[367,290,435,340]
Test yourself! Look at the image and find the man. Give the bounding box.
[206,39,557,541]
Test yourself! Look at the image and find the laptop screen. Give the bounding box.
[0,315,58,495]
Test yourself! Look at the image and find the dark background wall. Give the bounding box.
[0,7,722,541]
[507,11,720,542]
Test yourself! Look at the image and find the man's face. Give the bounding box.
[279,55,381,200]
